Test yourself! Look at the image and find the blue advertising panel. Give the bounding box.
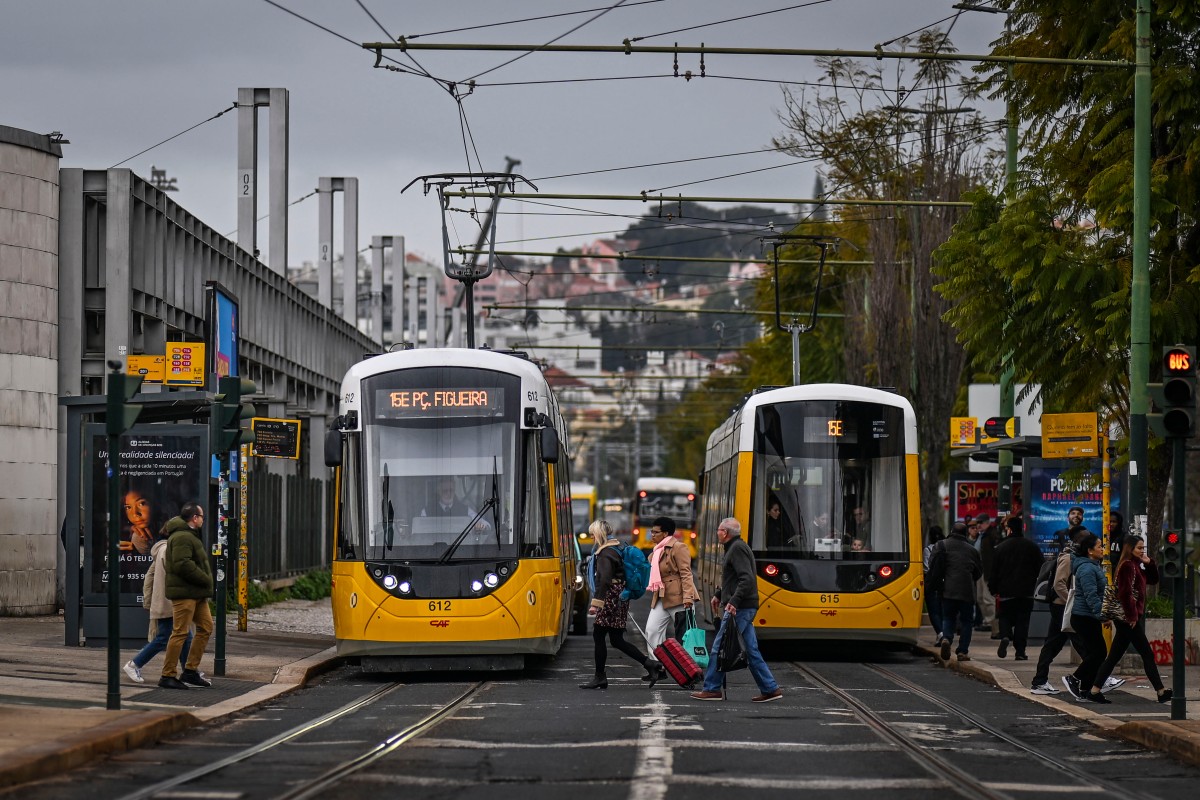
[206,282,240,479]
[1022,458,1124,556]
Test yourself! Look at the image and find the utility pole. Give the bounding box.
[1128,0,1152,534]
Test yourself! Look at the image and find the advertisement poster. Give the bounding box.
[85,425,207,599]
[951,472,1023,524]
[1022,458,1123,556]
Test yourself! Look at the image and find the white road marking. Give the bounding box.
[629,696,671,800]
[984,783,1101,793]
[153,792,245,799]
[671,775,942,790]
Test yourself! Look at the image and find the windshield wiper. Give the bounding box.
[490,456,502,551]
[438,495,498,564]
[382,464,395,549]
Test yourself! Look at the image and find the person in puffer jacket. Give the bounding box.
[1061,533,1108,701]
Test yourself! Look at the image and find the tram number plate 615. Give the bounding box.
[819,594,840,604]
[428,600,452,611]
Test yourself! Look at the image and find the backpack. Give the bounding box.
[1033,556,1058,603]
[587,543,651,601]
[618,544,651,601]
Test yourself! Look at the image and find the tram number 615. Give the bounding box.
[819,594,840,604]
[428,600,452,612]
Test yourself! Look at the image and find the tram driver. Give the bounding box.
[416,477,492,535]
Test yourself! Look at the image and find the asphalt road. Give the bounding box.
[6,634,1199,800]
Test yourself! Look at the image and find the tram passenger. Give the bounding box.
[580,520,665,690]
[765,497,788,547]
[849,538,870,553]
[644,517,698,654]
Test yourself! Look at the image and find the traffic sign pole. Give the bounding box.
[1170,438,1186,720]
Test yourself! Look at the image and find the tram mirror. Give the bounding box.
[540,427,560,463]
[324,430,343,468]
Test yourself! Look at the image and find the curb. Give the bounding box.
[918,644,1200,764]
[0,710,197,790]
[0,648,342,789]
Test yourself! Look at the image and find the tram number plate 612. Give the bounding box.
[819,594,840,604]
[428,600,452,612]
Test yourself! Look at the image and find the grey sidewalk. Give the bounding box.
[917,624,1200,767]
[0,602,338,789]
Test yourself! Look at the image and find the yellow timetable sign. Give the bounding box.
[165,342,205,386]
[1042,412,1098,459]
[950,416,998,448]
[127,355,165,383]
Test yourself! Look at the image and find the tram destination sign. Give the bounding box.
[375,388,505,419]
[251,417,302,459]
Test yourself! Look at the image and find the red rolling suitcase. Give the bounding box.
[654,637,703,689]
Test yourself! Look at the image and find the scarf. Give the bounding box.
[647,537,672,593]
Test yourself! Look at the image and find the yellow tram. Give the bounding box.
[323,348,580,671]
[696,384,923,645]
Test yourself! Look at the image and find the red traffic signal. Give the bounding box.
[1164,347,1193,373]
[1164,530,1181,546]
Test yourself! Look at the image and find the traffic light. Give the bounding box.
[211,376,257,452]
[983,416,1019,439]
[106,361,144,436]
[1148,344,1196,439]
[1160,529,1185,579]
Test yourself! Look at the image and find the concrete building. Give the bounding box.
[0,126,63,614]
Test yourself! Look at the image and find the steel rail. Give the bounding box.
[115,682,403,800]
[867,663,1162,800]
[792,662,1011,800]
[275,682,485,800]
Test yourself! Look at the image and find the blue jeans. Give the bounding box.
[702,609,778,694]
[940,598,976,654]
[133,616,192,670]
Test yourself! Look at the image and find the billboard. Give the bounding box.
[206,283,239,383]
[950,472,1023,524]
[85,425,207,601]
[1022,458,1124,556]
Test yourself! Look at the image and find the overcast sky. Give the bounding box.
[2,1,1005,270]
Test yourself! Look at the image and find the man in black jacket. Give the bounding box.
[988,516,1044,660]
[933,521,982,662]
[690,517,782,703]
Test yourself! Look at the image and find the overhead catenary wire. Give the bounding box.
[108,102,237,169]
[404,0,665,40]
[627,0,836,43]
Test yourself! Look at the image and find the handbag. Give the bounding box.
[1060,575,1078,633]
[1100,583,1126,622]
[716,612,748,673]
[679,608,709,668]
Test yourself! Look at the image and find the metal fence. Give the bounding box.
[245,468,330,580]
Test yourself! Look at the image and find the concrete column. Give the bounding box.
[370,236,385,342]
[268,88,289,275]
[341,177,358,326]
[105,170,133,368]
[57,169,83,608]
[408,275,420,345]
[236,88,259,259]
[390,236,405,347]
[426,274,438,347]
[317,177,334,307]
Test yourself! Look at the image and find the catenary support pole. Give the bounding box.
[1128,0,1152,532]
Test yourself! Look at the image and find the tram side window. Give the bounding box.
[522,434,551,557]
[338,437,363,560]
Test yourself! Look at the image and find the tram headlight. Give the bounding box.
[471,580,484,593]
[397,581,411,594]
[484,572,499,588]
[382,574,398,590]
[764,563,779,577]
[878,565,894,579]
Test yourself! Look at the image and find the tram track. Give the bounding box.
[794,660,1161,800]
[111,680,485,800]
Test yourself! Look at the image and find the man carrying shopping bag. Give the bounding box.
[690,517,782,703]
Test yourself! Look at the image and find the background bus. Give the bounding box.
[631,477,698,557]
[570,482,598,550]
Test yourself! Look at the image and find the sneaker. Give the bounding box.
[1030,682,1060,695]
[1062,675,1083,700]
[690,690,723,701]
[1014,654,1029,661]
[997,638,1010,659]
[158,676,189,690]
[939,639,952,661]
[1157,689,1173,704]
[1084,691,1112,704]
[180,669,212,688]
[751,688,783,703]
[1101,677,1126,693]
[122,660,145,684]
[956,653,971,662]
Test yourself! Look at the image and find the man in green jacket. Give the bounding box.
[160,502,214,689]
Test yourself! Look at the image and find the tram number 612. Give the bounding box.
[428,600,453,612]
[819,594,840,604]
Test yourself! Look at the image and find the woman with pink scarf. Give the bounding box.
[644,516,699,653]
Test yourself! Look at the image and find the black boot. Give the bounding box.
[644,659,666,689]
[579,672,608,689]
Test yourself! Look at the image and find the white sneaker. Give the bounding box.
[1030,682,1060,695]
[123,660,145,684]
[1102,677,1126,693]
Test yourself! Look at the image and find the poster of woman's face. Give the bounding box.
[88,428,205,597]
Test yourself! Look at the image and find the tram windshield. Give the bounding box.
[753,400,908,559]
[354,369,521,561]
[635,492,695,530]
[571,499,592,535]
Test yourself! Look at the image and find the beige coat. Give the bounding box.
[142,539,174,621]
[650,537,699,609]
